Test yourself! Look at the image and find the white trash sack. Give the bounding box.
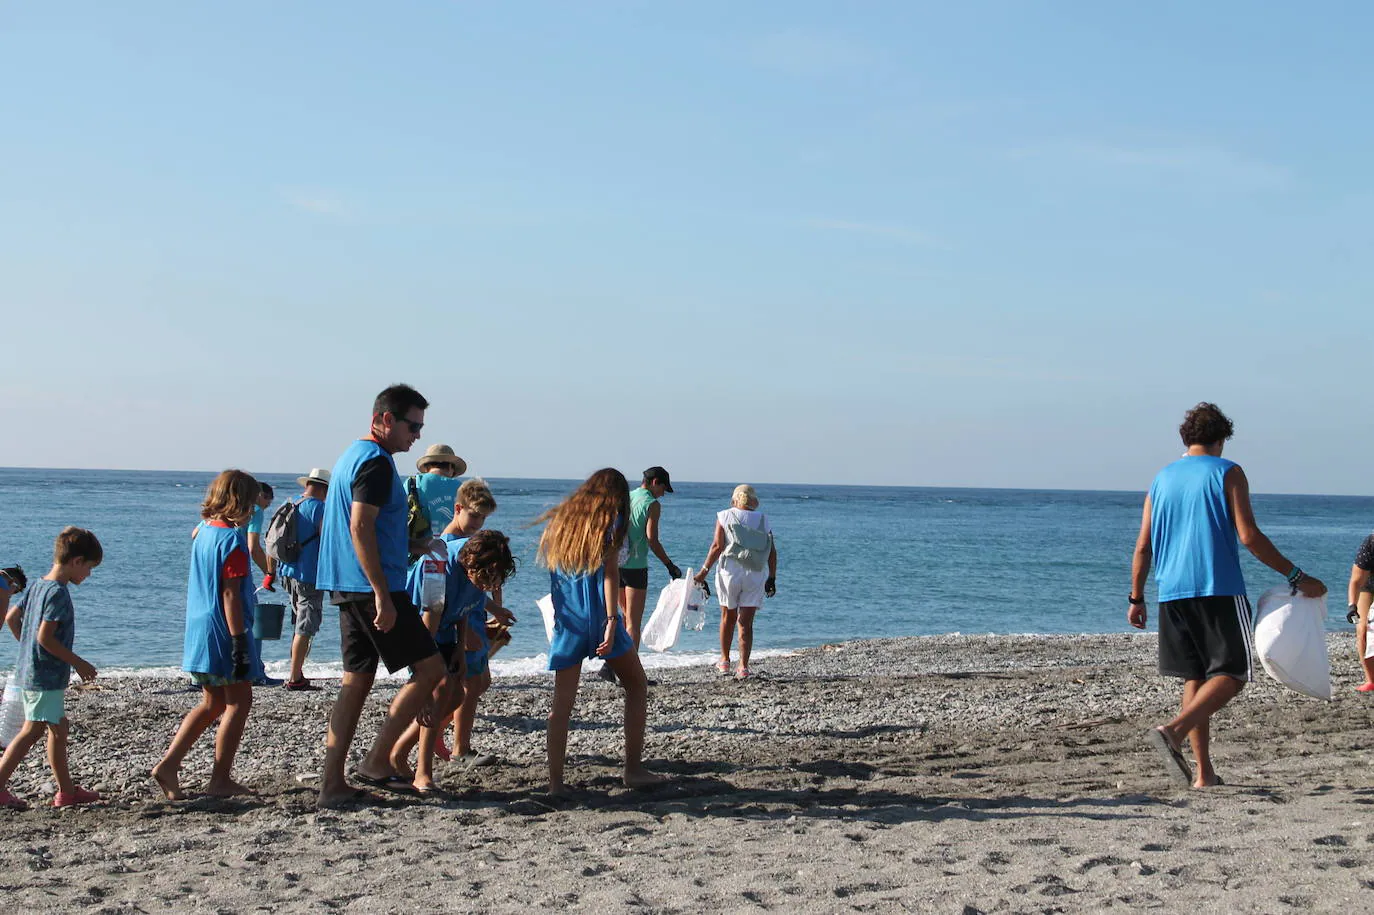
[537,594,556,643]
[1253,584,1331,700]
[643,570,708,653]
[0,677,23,747]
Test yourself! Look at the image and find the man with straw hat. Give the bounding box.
[278,468,330,691]
[408,444,468,541]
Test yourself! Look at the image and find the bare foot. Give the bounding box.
[1193,774,1224,789]
[150,763,184,801]
[203,778,257,798]
[623,768,668,789]
[316,780,370,807]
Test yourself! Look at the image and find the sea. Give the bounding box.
[0,467,1369,680]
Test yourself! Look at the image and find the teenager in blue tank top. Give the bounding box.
[153,470,263,801]
[1128,403,1326,790]
[312,384,446,809]
[536,468,667,796]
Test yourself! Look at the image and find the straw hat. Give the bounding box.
[296,468,332,487]
[417,444,467,475]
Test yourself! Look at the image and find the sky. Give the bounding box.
[2,2,1371,493]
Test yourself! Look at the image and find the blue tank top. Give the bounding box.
[413,473,462,537]
[316,439,408,594]
[1149,455,1246,601]
[183,523,259,676]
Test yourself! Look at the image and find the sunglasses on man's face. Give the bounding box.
[386,414,423,434]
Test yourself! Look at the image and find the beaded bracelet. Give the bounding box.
[1285,566,1304,585]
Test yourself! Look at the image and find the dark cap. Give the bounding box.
[642,466,673,493]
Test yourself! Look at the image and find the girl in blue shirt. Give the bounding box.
[536,468,666,796]
[152,470,261,801]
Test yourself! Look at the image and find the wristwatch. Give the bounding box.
[1128,595,1145,605]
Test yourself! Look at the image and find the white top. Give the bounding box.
[717,507,772,536]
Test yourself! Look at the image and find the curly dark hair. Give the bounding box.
[1179,402,1235,447]
[458,530,517,593]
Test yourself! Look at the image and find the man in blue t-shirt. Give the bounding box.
[279,469,330,691]
[1128,402,1326,789]
[244,482,280,686]
[314,383,444,809]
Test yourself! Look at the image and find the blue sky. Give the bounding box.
[2,2,1371,492]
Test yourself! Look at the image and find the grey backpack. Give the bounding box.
[265,498,316,564]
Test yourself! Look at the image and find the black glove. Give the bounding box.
[765,577,776,598]
[1,566,25,593]
[1349,604,1361,626]
[667,562,683,580]
[231,633,251,681]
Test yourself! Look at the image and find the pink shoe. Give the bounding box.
[53,787,101,808]
[0,789,28,811]
[735,665,750,680]
[714,660,730,674]
[1356,683,1374,693]
[434,732,452,762]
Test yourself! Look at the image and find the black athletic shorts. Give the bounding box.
[338,591,438,676]
[1158,594,1254,682]
[619,566,648,590]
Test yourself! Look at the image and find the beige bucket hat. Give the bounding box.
[296,468,332,487]
[417,444,467,475]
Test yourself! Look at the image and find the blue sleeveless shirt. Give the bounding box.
[1149,455,1246,601]
[412,473,462,537]
[183,523,259,676]
[316,439,408,593]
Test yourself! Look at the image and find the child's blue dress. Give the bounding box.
[547,566,633,671]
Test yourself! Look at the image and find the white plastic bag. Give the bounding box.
[419,544,447,612]
[0,678,23,747]
[1254,584,1331,700]
[537,594,556,643]
[682,580,708,632]
[643,570,709,652]
[643,577,689,652]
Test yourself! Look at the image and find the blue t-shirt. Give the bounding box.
[405,534,487,645]
[276,496,325,585]
[183,523,260,677]
[317,439,408,594]
[1149,455,1247,602]
[14,580,76,691]
[246,505,265,535]
[412,473,462,537]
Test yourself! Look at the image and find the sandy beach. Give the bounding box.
[2,632,1373,913]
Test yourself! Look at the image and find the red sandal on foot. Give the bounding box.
[53,787,101,808]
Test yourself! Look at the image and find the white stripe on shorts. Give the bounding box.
[1235,594,1254,682]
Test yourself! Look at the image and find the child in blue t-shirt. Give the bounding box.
[391,512,516,794]
[0,528,103,811]
[152,470,261,801]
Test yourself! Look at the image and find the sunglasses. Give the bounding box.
[382,413,423,434]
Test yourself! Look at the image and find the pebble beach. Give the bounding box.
[2,632,1373,913]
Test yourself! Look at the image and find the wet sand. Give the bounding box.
[2,632,1373,913]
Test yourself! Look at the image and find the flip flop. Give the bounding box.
[1146,727,1192,787]
[1356,683,1374,693]
[53,786,101,808]
[353,772,416,794]
[0,789,28,811]
[714,660,730,674]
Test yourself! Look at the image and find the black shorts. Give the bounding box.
[1158,595,1254,682]
[619,566,648,590]
[338,591,439,676]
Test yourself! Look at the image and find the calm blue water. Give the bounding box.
[1,468,1369,677]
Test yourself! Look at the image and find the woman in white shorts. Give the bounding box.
[693,484,777,679]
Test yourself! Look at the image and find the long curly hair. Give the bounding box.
[458,530,517,593]
[535,468,630,575]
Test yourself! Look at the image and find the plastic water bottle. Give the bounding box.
[420,552,446,611]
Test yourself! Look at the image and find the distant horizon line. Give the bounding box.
[1,465,1367,500]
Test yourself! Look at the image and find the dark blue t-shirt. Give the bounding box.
[15,579,75,691]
